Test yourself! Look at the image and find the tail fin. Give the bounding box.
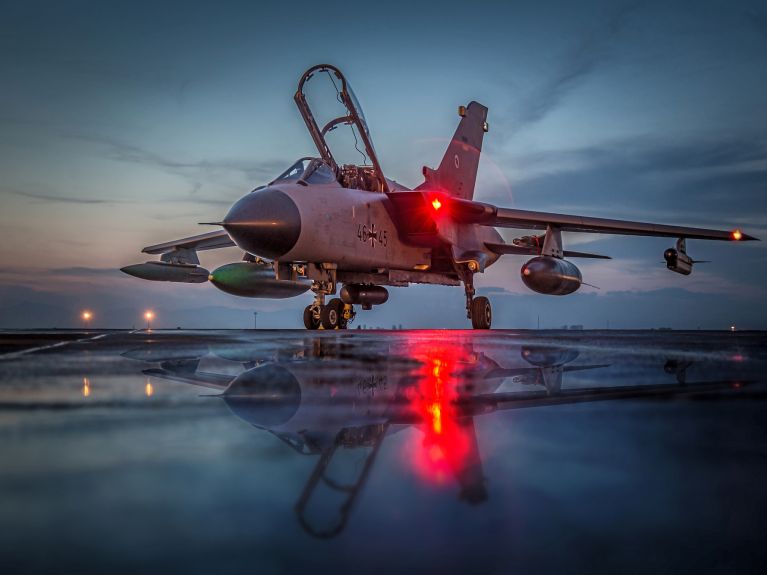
[418,101,488,200]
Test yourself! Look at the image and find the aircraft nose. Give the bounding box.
[222,188,301,259]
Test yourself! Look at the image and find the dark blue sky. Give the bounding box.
[1,0,765,329]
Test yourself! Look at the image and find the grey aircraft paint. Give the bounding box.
[222,189,302,260]
[121,64,757,330]
[120,261,210,283]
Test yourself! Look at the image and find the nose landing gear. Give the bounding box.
[303,303,321,330]
[320,298,355,329]
[303,294,356,330]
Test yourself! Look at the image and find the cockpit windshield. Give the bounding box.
[273,158,313,182]
[295,65,389,193]
[304,160,336,184]
[269,157,337,186]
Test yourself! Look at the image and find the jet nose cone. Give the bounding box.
[223,188,301,259]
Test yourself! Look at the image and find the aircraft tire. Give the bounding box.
[339,304,352,330]
[471,296,492,330]
[320,298,344,330]
[303,305,320,330]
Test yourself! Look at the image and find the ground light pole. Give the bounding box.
[144,310,154,331]
[81,310,92,331]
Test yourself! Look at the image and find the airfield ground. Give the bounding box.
[1,329,765,574]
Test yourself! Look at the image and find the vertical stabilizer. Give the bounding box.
[418,101,488,200]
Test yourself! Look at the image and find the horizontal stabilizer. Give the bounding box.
[485,242,611,259]
[483,243,538,256]
[562,250,611,260]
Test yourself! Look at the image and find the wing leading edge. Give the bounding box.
[446,197,758,241]
[122,230,236,283]
[142,230,236,255]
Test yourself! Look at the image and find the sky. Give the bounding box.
[1,0,765,329]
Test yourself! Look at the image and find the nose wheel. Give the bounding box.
[304,298,355,330]
[320,298,343,329]
[303,304,321,330]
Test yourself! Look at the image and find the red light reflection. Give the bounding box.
[404,341,485,501]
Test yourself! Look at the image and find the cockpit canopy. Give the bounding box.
[295,65,389,193]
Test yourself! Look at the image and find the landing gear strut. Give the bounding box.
[462,272,492,330]
[304,291,356,330]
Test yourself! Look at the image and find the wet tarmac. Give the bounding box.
[1,329,766,574]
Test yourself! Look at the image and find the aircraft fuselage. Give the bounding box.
[223,182,502,279]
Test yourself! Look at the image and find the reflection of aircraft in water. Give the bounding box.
[663,358,695,384]
[126,336,748,538]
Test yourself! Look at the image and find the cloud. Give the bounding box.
[67,132,288,183]
[5,189,129,204]
[185,181,233,207]
[0,266,124,287]
[481,134,767,234]
[48,267,124,277]
[577,258,765,298]
[510,4,637,130]
[4,185,234,208]
[511,135,767,176]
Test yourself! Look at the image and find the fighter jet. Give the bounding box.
[121,64,758,329]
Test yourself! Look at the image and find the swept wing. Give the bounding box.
[142,230,235,255]
[446,196,757,241]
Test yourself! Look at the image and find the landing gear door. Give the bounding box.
[295,64,389,193]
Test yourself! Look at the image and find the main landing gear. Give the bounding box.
[462,272,492,330]
[303,295,356,330]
